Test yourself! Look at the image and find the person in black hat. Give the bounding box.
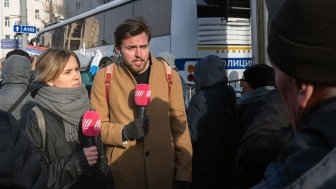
[240,64,275,94]
[235,88,293,189]
[236,64,275,136]
[233,64,290,189]
[252,0,336,188]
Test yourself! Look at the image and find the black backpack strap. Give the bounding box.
[8,88,30,113]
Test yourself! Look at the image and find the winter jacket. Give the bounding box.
[283,146,336,189]
[81,69,94,95]
[236,86,275,137]
[235,90,293,188]
[90,55,192,189]
[0,55,36,128]
[252,97,336,189]
[25,83,113,189]
[0,109,46,189]
[187,55,237,189]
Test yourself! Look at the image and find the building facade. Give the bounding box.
[0,0,111,58]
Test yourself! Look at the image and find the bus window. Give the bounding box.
[134,0,171,37]
[197,0,250,18]
[196,0,251,94]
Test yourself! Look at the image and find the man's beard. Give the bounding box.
[123,58,148,75]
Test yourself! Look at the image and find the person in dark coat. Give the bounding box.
[0,109,46,189]
[235,89,293,188]
[0,55,36,128]
[282,146,336,189]
[252,0,336,188]
[187,55,237,189]
[234,64,282,189]
[25,48,113,189]
[236,64,275,137]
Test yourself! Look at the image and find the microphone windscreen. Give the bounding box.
[135,84,151,106]
[82,111,101,137]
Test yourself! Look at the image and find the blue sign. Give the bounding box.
[13,25,22,32]
[1,39,21,49]
[13,25,37,34]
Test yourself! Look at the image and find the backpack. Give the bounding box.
[31,106,46,150]
[104,60,173,104]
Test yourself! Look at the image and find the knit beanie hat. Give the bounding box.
[157,52,176,68]
[268,0,336,86]
[243,64,275,89]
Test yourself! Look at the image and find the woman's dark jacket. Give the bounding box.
[0,110,46,189]
[25,83,113,189]
[187,55,237,189]
[252,97,336,189]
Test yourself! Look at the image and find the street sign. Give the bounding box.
[1,39,21,49]
[13,25,37,34]
[13,25,21,33]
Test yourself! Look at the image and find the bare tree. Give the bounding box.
[40,0,67,27]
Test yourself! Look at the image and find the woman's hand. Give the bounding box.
[83,146,98,166]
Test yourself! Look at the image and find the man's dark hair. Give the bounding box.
[114,17,152,48]
[5,49,31,62]
[243,64,275,89]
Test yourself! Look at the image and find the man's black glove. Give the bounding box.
[122,116,149,141]
[173,180,191,189]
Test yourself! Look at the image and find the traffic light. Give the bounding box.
[185,62,195,82]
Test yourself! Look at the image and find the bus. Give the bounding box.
[37,0,252,94]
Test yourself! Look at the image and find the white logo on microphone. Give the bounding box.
[135,90,144,97]
[94,120,101,129]
[83,119,101,130]
[135,90,151,98]
[146,91,151,97]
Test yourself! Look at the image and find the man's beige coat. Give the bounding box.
[91,56,192,189]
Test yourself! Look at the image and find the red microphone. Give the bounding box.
[82,111,101,147]
[135,84,151,118]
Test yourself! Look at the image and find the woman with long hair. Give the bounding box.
[25,48,113,189]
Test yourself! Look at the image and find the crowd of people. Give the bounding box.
[0,0,336,188]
